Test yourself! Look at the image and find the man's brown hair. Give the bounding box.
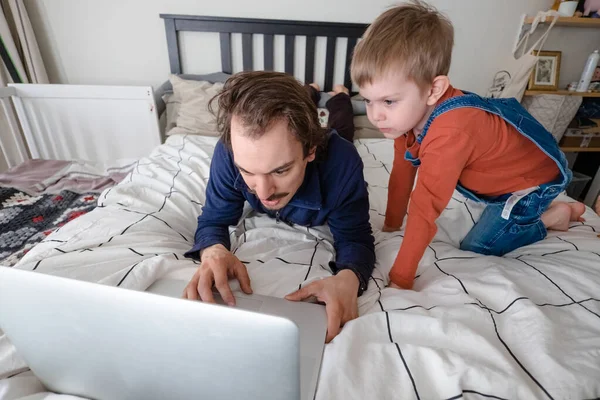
[351,0,454,89]
[210,71,326,157]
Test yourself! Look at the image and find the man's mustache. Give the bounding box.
[248,189,289,201]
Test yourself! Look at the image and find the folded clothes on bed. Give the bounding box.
[0,159,134,196]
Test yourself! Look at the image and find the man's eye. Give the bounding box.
[384,100,395,106]
[273,169,288,176]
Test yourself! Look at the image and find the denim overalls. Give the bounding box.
[405,93,573,256]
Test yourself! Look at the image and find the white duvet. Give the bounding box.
[1,134,600,400]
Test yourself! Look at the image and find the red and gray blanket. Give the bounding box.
[0,188,98,266]
[0,159,133,266]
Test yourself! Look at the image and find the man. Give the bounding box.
[183,71,375,342]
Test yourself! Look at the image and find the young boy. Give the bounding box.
[351,1,585,290]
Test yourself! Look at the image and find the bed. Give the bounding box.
[1,14,600,400]
[0,80,164,267]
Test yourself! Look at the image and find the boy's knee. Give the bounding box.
[459,236,494,256]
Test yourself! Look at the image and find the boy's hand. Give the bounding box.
[382,224,400,232]
[388,281,402,289]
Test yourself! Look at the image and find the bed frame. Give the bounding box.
[159,14,368,92]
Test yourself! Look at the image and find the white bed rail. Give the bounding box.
[7,84,161,163]
[0,86,29,170]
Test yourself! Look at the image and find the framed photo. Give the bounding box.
[528,51,562,91]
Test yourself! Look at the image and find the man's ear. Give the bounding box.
[426,75,450,106]
[306,146,317,162]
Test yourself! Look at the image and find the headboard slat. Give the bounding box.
[305,36,316,84]
[324,37,336,92]
[219,32,233,74]
[264,34,274,71]
[242,33,253,71]
[285,35,295,75]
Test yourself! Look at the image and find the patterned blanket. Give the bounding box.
[0,188,98,266]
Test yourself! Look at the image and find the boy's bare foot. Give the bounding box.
[328,84,350,96]
[541,201,586,231]
[595,195,600,216]
[541,202,571,231]
[309,83,321,91]
[567,202,586,222]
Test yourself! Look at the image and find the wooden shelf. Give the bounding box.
[560,147,600,152]
[560,119,600,152]
[524,16,600,28]
[524,90,600,97]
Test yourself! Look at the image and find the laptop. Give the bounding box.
[0,267,327,400]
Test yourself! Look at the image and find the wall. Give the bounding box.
[22,0,572,95]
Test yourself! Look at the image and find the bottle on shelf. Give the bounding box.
[576,50,600,92]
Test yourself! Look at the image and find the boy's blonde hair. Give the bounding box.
[351,0,454,89]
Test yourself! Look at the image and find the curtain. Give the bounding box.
[0,0,48,85]
[0,0,48,171]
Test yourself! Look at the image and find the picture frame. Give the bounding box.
[528,50,562,91]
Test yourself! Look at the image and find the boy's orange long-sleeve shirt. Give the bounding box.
[386,86,560,289]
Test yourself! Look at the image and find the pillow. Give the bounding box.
[163,92,179,133]
[159,72,231,98]
[155,72,231,131]
[167,75,224,137]
[163,74,379,139]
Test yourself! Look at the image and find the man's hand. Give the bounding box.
[182,244,252,306]
[285,269,359,343]
[382,224,400,233]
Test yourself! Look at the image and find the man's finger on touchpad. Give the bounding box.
[198,276,216,303]
[212,290,235,307]
[301,295,321,304]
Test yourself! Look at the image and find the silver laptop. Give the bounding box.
[0,267,327,400]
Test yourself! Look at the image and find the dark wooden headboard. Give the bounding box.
[159,14,368,92]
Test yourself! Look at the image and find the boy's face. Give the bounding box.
[230,115,316,211]
[359,72,431,139]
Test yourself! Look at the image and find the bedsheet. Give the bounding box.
[1,135,599,400]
